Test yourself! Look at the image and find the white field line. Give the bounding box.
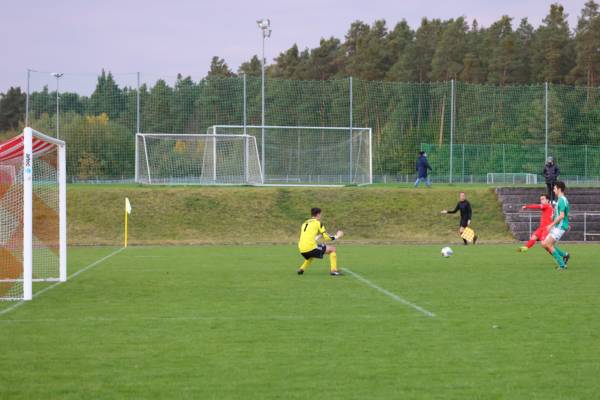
[344,268,436,318]
[0,314,390,324]
[0,247,125,317]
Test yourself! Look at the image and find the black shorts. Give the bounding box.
[301,244,327,260]
[460,218,469,228]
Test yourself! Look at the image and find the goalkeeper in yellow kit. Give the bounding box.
[297,207,344,276]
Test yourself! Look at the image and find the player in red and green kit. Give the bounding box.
[518,193,553,252]
[541,181,571,270]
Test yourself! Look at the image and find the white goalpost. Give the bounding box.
[486,173,538,185]
[0,127,67,301]
[135,133,263,185]
[208,125,373,186]
[135,126,373,186]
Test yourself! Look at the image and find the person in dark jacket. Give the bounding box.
[442,192,478,245]
[414,151,433,187]
[543,157,560,202]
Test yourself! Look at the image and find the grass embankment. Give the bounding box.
[69,185,513,245]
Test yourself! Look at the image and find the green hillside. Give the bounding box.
[68,185,513,245]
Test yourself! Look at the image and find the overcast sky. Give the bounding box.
[0,0,589,93]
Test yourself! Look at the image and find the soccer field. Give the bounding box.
[1,244,599,399]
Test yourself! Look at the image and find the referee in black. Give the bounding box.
[442,192,477,245]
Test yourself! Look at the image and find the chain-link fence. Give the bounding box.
[24,70,600,183]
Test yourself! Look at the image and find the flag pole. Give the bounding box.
[124,204,128,248]
[124,198,131,248]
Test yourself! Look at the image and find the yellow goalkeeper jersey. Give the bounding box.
[298,218,334,253]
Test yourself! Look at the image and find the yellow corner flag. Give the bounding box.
[124,198,132,247]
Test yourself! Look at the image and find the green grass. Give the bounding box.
[2,244,599,399]
[68,185,512,245]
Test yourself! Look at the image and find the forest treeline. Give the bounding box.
[0,2,599,180]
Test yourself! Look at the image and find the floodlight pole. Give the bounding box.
[449,79,455,184]
[349,77,353,183]
[25,69,31,126]
[136,72,141,133]
[243,73,248,182]
[51,73,64,139]
[257,18,271,181]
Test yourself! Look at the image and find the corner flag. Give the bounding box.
[124,198,132,247]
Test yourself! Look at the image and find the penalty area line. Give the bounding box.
[344,268,436,318]
[0,247,126,317]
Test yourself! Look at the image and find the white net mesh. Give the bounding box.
[0,132,62,300]
[32,147,60,281]
[486,173,538,185]
[0,163,24,300]
[136,134,262,185]
[210,126,372,185]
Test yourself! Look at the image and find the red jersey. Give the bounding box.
[523,203,553,227]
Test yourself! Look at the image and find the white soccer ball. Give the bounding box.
[441,247,453,257]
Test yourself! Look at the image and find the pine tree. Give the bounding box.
[237,55,262,77]
[431,17,468,81]
[460,20,486,83]
[172,74,199,133]
[89,70,125,119]
[531,4,575,83]
[387,20,414,67]
[142,79,173,132]
[207,57,236,78]
[0,87,26,131]
[485,16,519,85]
[344,20,393,80]
[398,18,444,82]
[271,44,310,79]
[514,18,535,83]
[568,1,600,87]
[306,37,344,80]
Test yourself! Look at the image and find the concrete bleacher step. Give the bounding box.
[495,187,600,242]
[496,187,600,195]
[502,203,600,213]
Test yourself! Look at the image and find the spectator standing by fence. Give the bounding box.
[415,151,432,187]
[543,157,560,203]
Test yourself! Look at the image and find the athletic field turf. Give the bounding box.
[1,244,599,399]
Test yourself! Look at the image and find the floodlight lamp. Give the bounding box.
[51,73,64,78]
[257,18,270,30]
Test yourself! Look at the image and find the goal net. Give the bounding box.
[135,133,263,185]
[208,125,373,186]
[486,173,538,185]
[0,128,67,301]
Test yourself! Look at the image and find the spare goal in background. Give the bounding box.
[208,125,373,186]
[135,133,263,185]
[486,173,538,185]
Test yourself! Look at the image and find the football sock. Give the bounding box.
[554,246,566,257]
[300,258,313,271]
[552,249,565,267]
[463,238,468,245]
[330,252,337,271]
[526,239,536,248]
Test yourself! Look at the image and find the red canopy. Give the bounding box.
[0,134,55,163]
